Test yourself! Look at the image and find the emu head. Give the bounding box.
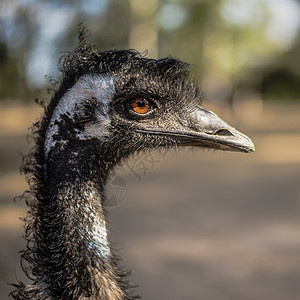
[44,50,254,179]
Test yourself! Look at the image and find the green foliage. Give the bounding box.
[0,0,300,102]
[0,43,30,100]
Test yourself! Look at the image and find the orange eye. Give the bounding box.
[130,98,151,114]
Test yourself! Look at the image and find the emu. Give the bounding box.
[12,32,254,299]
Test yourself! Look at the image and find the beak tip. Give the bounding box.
[245,144,255,153]
[236,134,255,153]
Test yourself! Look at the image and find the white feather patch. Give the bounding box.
[44,74,115,158]
[81,190,111,259]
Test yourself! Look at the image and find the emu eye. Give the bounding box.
[130,98,152,114]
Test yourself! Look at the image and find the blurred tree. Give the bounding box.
[129,0,158,57]
[0,0,37,100]
[259,32,300,100]
[59,0,131,51]
[218,0,300,101]
[0,0,299,102]
[157,0,297,104]
[158,0,217,79]
[0,42,24,99]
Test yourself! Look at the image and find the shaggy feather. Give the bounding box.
[11,26,201,299]
[10,22,255,299]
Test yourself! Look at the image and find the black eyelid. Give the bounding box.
[132,98,149,105]
[113,90,160,106]
[129,96,158,109]
[137,97,157,108]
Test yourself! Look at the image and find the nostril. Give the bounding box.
[214,129,234,136]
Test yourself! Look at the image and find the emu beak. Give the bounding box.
[178,106,255,153]
[138,106,255,153]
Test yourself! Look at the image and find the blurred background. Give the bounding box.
[0,0,300,299]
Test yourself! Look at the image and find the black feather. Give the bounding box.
[11,26,202,299]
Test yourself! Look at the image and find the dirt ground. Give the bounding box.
[0,101,299,299]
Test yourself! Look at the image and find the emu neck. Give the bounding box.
[33,73,129,298]
[50,179,110,260]
[38,154,125,299]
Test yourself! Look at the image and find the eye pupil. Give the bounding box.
[138,100,146,107]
